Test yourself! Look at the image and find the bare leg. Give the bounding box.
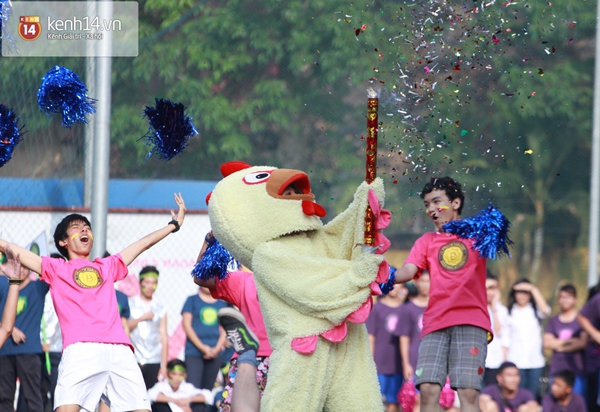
[419,383,442,412]
[456,388,479,412]
[56,405,81,412]
[231,362,260,412]
[98,401,110,412]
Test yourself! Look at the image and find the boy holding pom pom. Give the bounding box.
[394,177,503,412]
[0,193,186,412]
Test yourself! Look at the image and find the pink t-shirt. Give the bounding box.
[405,231,492,339]
[41,254,132,350]
[211,271,273,357]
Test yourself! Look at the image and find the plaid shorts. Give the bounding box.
[415,325,488,390]
[218,356,269,412]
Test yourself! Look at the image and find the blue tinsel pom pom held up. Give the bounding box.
[37,66,96,128]
[0,104,24,168]
[443,203,513,260]
[191,234,238,281]
[142,98,198,161]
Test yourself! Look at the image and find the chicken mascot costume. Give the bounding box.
[207,161,391,412]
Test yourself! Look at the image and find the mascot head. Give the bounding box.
[208,161,326,268]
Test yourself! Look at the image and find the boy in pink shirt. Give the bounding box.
[394,177,492,412]
[194,232,272,410]
[0,193,186,412]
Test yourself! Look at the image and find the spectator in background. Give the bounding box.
[366,282,406,412]
[505,278,550,399]
[147,359,214,412]
[542,369,587,412]
[181,286,227,395]
[0,246,28,346]
[128,265,169,389]
[116,288,131,336]
[577,283,600,412]
[483,272,509,387]
[479,361,538,412]
[397,272,429,382]
[543,284,587,396]
[396,272,429,412]
[405,282,418,303]
[0,246,49,411]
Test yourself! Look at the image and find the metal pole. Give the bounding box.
[83,0,97,208]
[588,0,600,288]
[90,1,113,259]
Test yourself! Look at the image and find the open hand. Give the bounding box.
[171,193,187,228]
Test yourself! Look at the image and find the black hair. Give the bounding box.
[405,282,418,303]
[53,214,92,259]
[559,284,577,297]
[139,265,160,282]
[486,271,498,282]
[588,283,600,302]
[420,177,465,215]
[553,370,575,388]
[497,361,518,374]
[50,253,66,261]
[507,278,540,322]
[167,359,186,371]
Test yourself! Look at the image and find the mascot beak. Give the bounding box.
[266,169,313,198]
[266,169,326,218]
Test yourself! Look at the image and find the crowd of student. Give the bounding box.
[4,177,600,412]
[367,269,600,412]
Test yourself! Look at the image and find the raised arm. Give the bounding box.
[0,240,42,275]
[120,193,186,266]
[0,246,27,346]
[192,232,217,291]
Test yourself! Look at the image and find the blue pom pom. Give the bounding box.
[142,98,198,160]
[379,266,397,295]
[0,0,18,53]
[0,104,24,168]
[37,66,96,127]
[443,203,513,260]
[191,236,238,281]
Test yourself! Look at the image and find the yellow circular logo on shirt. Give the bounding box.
[439,241,468,271]
[73,267,103,288]
[200,306,219,326]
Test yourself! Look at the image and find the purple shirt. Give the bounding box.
[366,301,402,375]
[545,315,584,376]
[541,392,587,412]
[394,301,426,370]
[481,385,535,412]
[580,294,600,373]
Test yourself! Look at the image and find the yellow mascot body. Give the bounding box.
[208,161,390,412]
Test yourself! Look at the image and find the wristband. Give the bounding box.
[168,220,180,233]
[8,278,23,285]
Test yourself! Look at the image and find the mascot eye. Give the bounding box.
[243,171,272,185]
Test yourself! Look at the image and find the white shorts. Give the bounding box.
[55,342,151,412]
